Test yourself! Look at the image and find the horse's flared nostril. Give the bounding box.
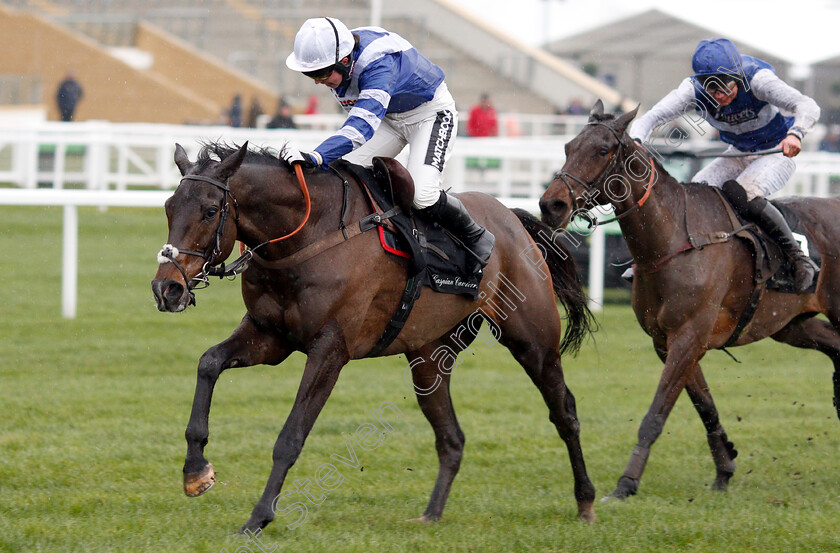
[151,279,187,312]
[164,281,185,304]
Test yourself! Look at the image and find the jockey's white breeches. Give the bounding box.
[692,146,796,200]
[343,83,458,209]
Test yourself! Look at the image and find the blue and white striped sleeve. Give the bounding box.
[313,56,396,166]
[751,69,820,140]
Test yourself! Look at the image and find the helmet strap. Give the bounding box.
[324,17,341,66]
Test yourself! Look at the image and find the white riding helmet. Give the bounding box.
[286,17,354,73]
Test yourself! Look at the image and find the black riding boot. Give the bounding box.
[423,191,495,274]
[746,196,819,293]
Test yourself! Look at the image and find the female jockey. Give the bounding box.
[282,17,494,273]
[629,38,821,293]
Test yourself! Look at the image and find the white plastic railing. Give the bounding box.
[0,120,572,196]
[2,121,839,317]
[0,188,171,318]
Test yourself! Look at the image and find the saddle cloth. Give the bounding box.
[334,160,481,299]
[751,201,821,294]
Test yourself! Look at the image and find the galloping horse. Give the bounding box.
[151,141,597,531]
[540,101,840,501]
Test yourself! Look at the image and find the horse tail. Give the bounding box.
[511,208,596,355]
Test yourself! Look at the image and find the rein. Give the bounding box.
[157,163,313,294]
[555,122,657,227]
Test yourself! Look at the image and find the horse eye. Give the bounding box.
[204,207,219,219]
[600,147,610,156]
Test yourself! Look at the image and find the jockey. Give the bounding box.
[629,38,821,293]
[282,17,495,273]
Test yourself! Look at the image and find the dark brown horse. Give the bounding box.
[151,141,597,531]
[539,101,840,501]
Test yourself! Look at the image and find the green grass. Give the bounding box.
[1,206,839,552]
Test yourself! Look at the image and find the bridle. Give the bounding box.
[554,121,656,227]
[157,174,240,295]
[157,164,312,298]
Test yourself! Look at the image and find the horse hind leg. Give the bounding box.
[406,347,466,522]
[772,314,840,421]
[685,366,738,491]
[505,338,596,522]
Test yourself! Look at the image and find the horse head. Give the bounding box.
[539,100,640,228]
[151,142,247,312]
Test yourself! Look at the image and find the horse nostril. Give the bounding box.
[164,281,185,303]
[540,199,567,216]
[539,199,552,216]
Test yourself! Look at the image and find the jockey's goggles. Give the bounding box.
[698,75,737,95]
[303,65,336,82]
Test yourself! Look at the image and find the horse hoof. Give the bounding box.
[577,502,596,522]
[238,519,267,534]
[184,463,215,497]
[406,514,437,524]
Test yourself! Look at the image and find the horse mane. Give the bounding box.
[588,112,616,123]
[195,140,294,172]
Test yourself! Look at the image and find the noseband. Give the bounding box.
[157,174,245,296]
[554,122,655,227]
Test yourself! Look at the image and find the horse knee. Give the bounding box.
[197,349,226,382]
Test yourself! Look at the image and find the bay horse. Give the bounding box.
[151,141,597,532]
[539,100,840,501]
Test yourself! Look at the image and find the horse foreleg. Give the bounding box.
[241,319,350,533]
[685,366,738,490]
[406,348,465,523]
[184,314,291,497]
[773,315,840,421]
[609,330,708,500]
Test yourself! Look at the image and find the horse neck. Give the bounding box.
[232,165,363,259]
[611,144,688,266]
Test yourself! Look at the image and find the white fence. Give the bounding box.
[2,121,840,318]
[0,120,572,199]
[3,121,839,197]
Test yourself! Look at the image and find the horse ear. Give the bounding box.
[218,141,249,180]
[174,143,192,176]
[612,105,640,135]
[588,99,605,121]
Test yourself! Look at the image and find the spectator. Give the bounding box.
[228,94,243,127]
[266,98,297,129]
[467,93,498,137]
[56,70,83,122]
[247,96,263,128]
[566,98,587,115]
[304,94,319,115]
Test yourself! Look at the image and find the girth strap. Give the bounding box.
[366,274,424,357]
[710,187,769,349]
